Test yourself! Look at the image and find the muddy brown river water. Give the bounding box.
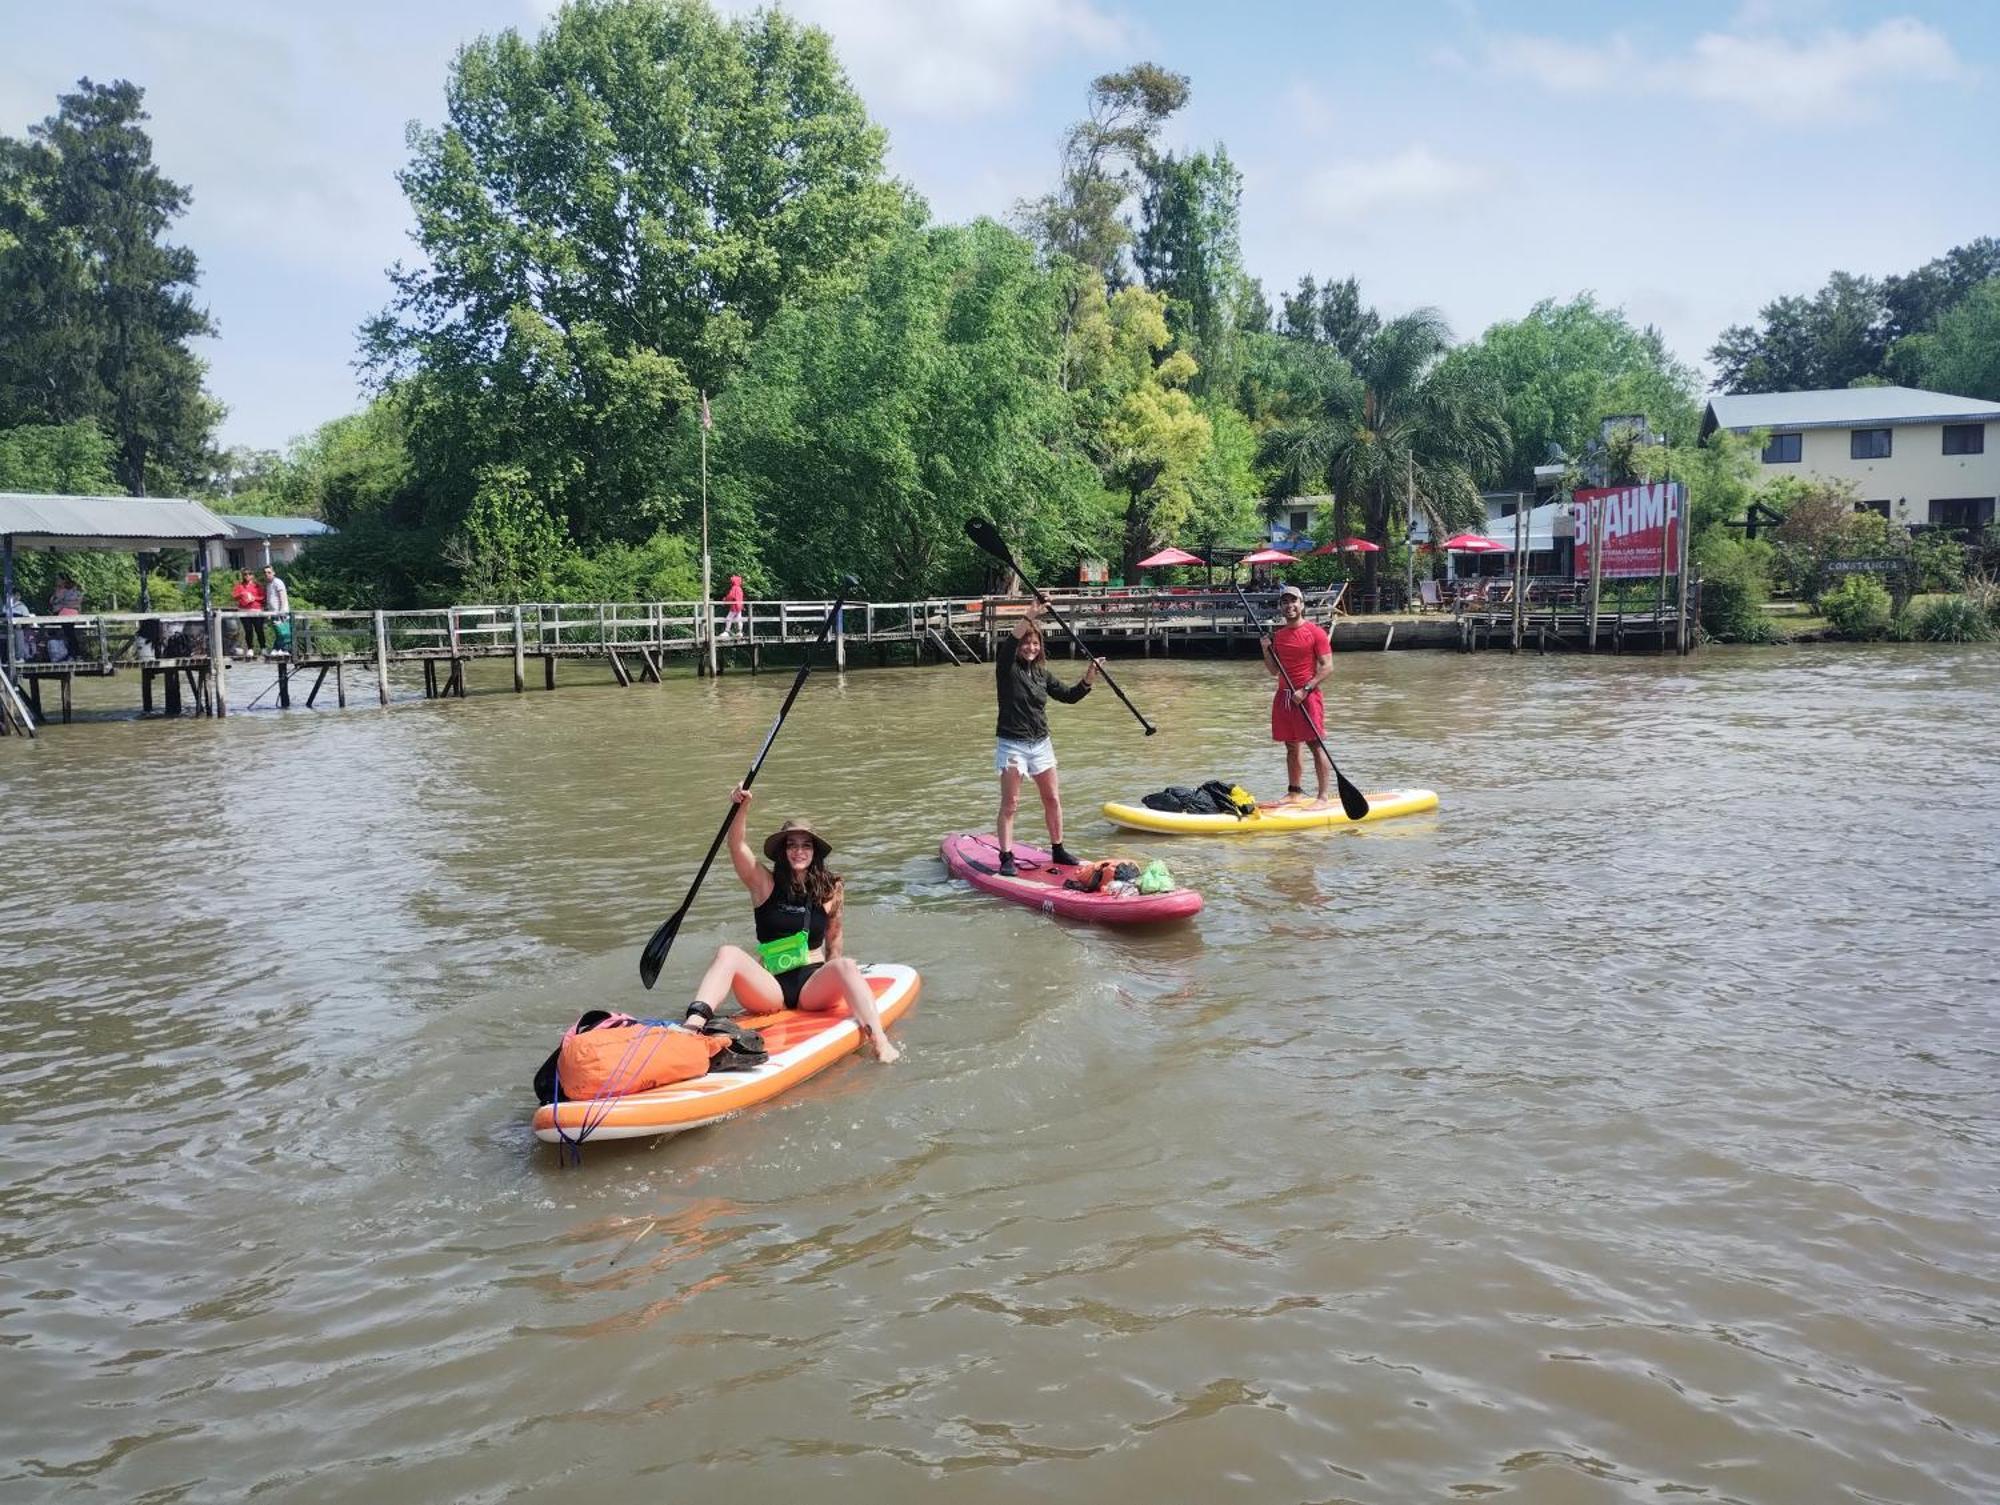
[3,644,1997,1502]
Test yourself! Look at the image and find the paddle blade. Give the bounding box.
[637,905,686,990]
[963,516,1008,561]
[1336,773,1371,823]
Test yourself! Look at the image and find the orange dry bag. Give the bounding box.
[555,1015,724,1100]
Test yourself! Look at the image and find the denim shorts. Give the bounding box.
[995,736,1057,776]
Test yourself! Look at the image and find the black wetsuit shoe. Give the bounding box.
[998,850,1018,877]
[1049,842,1080,867]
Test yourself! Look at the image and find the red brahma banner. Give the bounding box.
[1573,482,1685,579]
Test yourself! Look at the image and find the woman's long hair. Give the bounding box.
[770,851,840,909]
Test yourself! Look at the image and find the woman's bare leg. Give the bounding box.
[1031,765,1063,846]
[691,943,785,1015]
[997,765,1023,852]
[798,957,900,1063]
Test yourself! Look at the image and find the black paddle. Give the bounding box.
[638,579,858,989]
[963,517,1156,736]
[1236,585,1371,822]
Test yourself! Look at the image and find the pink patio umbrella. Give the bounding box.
[1239,547,1301,566]
[1136,546,1204,568]
[1441,533,1504,553]
[1308,537,1381,555]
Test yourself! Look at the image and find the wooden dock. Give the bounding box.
[1,585,1695,736]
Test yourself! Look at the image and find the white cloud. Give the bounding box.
[1298,145,1485,220]
[1469,14,1963,123]
[1682,17,1962,121]
[726,0,1135,118]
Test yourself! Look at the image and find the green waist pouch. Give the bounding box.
[758,930,811,975]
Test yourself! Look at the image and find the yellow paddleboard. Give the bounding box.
[1102,788,1439,835]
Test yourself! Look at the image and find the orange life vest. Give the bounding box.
[555,1016,724,1101]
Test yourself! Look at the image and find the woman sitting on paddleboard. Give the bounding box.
[993,602,1101,876]
[676,787,900,1063]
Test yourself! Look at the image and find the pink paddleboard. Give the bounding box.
[939,833,1203,926]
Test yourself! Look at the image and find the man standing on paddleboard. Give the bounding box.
[1263,583,1334,808]
[994,602,1100,876]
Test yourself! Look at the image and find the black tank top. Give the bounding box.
[754,883,828,948]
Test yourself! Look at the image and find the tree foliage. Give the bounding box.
[365,0,907,564]
[1456,295,1701,487]
[1711,240,2000,395]
[1016,63,1188,287]
[0,78,216,493]
[724,221,1099,597]
[1278,275,1379,365]
[1263,309,1507,587]
[1891,277,2000,402]
[1134,144,1245,394]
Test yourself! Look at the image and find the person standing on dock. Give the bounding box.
[993,602,1100,876]
[49,573,83,659]
[231,570,266,656]
[721,574,746,639]
[261,565,292,657]
[1263,583,1334,807]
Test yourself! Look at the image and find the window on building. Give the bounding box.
[1850,428,1892,460]
[1928,498,1995,529]
[1943,424,1986,456]
[225,547,245,570]
[1287,510,1310,535]
[1761,432,1801,464]
[1858,500,1891,520]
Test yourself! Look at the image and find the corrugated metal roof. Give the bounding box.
[1704,385,2000,435]
[0,492,232,548]
[219,514,337,539]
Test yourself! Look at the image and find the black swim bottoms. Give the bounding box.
[778,962,824,1009]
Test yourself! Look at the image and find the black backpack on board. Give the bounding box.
[1140,779,1255,818]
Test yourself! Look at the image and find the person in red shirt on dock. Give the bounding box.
[1262,583,1335,808]
[721,574,747,640]
[230,570,266,656]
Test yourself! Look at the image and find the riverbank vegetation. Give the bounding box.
[4,0,1999,630]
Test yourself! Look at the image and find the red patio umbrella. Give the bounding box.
[1308,537,1381,555]
[1441,533,1504,553]
[1239,547,1300,565]
[1136,546,1204,568]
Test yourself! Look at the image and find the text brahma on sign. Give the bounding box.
[1573,482,1684,580]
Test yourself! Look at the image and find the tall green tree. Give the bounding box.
[723,221,1099,598]
[1263,309,1507,590]
[0,78,216,493]
[1881,238,2000,345]
[1016,63,1188,287]
[1890,277,2000,402]
[1279,274,1379,365]
[366,0,907,563]
[1069,283,1215,573]
[1134,144,1244,393]
[1710,272,1889,394]
[1457,295,1701,487]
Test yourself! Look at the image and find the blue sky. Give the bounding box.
[4,0,1995,451]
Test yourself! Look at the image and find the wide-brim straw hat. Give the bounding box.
[764,818,832,864]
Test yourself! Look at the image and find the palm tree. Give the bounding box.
[1264,309,1508,596]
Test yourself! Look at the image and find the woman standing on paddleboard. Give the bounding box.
[993,603,1100,876]
[676,787,900,1062]
[1264,583,1335,807]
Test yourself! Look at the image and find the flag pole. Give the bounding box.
[701,390,715,678]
